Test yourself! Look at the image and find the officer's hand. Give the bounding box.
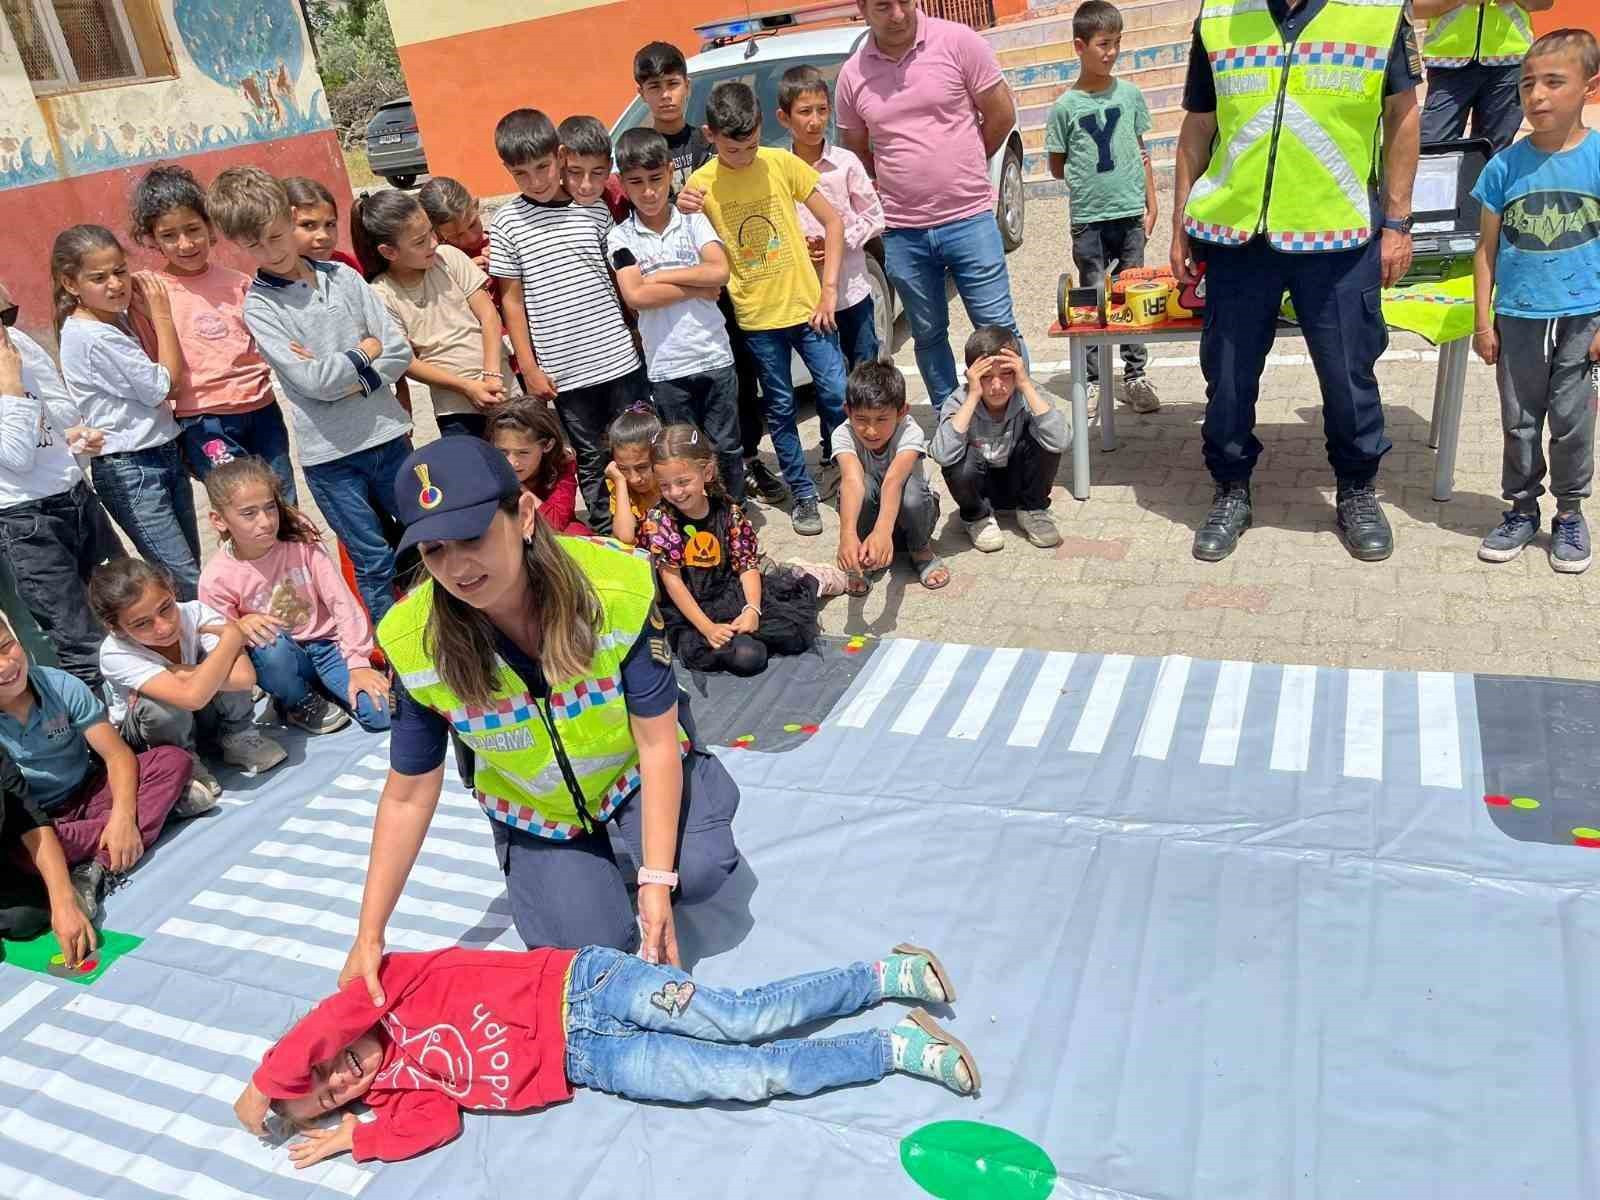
[1379,228,1412,288]
[1170,227,1198,287]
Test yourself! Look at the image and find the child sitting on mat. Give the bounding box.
[645,423,841,677]
[233,944,976,1166]
[602,404,663,547]
[488,399,591,535]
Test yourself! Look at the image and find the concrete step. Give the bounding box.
[1019,102,1185,151]
[1002,19,1192,75]
[1008,33,1190,97]
[1022,129,1179,187]
[987,0,1194,57]
[1015,62,1189,124]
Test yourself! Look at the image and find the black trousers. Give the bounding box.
[1199,235,1391,485]
[1420,63,1523,153]
[0,482,123,690]
[653,366,746,503]
[719,293,766,459]
[941,430,1060,522]
[555,367,649,535]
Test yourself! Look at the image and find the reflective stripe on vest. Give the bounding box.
[1184,0,1403,253]
[1423,2,1532,68]
[378,539,670,841]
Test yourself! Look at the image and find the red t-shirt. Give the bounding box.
[531,454,590,535]
[252,947,576,1162]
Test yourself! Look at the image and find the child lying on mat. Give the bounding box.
[234,944,978,1165]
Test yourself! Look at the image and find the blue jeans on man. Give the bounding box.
[248,632,390,732]
[882,212,1026,406]
[563,946,891,1103]
[742,325,848,503]
[176,404,297,505]
[90,441,202,600]
[302,436,413,625]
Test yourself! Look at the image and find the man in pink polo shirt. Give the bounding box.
[836,0,1026,408]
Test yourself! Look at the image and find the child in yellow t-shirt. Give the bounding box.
[680,80,847,538]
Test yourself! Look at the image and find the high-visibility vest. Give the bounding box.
[1423,1,1533,68]
[380,537,668,841]
[1183,0,1404,253]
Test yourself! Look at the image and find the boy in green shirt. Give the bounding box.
[1045,0,1160,414]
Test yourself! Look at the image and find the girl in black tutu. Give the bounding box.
[644,424,831,676]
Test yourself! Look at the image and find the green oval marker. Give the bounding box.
[1510,796,1540,810]
[1574,827,1600,840]
[901,1121,1056,1200]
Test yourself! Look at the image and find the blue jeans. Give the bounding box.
[743,324,848,503]
[563,947,892,1103]
[302,437,412,624]
[247,633,390,731]
[883,212,1027,407]
[90,441,201,600]
[176,405,297,505]
[1420,63,1523,153]
[835,294,880,371]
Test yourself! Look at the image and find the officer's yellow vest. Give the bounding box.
[1183,0,1404,253]
[1423,2,1533,68]
[380,538,663,841]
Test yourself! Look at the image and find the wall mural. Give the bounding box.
[0,0,331,190]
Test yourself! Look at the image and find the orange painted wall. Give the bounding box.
[396,0,744,199]
[1533,0,1595,32]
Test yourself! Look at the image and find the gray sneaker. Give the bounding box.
[1479,510,1539,562]
[790,497,823,536]
[1016,508,1061,549]
[70,861,104,920]
[1550,512,1591,574]
[279,694,351,735]
[1122,375,1160,413]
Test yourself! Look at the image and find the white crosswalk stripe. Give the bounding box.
[1006,652,1077,748]
[249,840,503,898]
[948,647,1023,741]
[188,890,458,952]
[836,637,920,728]
[1069,654,1133,755]
[1199,660,1252,767]
[0,1161,98,1200]
[1134,656,1191,761]
[65,994,273,1059]
[221,865,490,928]
[1269,666,1318,773]
[891,644,970,735]
[1417,672,1463,789]
[1344,668,1385,780]
[157,917,348,971]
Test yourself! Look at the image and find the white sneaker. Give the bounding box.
[173,778,219,819]
[1084,382,1101,419]
[1122,376,1160,413]
[188,756,223,800]
[964,514,1004,553]
[220,727,288,775]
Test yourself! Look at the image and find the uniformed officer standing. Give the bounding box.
[1171,0,1423,563]
[1415,0,1555,152]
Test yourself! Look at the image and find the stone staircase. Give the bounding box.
[986,0,1194,197]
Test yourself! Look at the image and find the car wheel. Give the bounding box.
[997,144,1025,252]
[386,174,418,190]
[866,255,895,359]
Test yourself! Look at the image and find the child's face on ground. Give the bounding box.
[707,126,762,170]
[1075,30,1121,76]
[613,443,657,494]
[384,210,438,273]
[779,91,830,148]
[435,203,483,253]
[655,456,714,516]
[620,164,672,218]
[563,153,612,206]
[280,1033,385,1125]
[0,631,29,707]
[1519,51,1599,133]
[117,582,181,650]
[505,155,563,203]
[149,206,213,275]
[65,246,131,315]
[847,402,906,452]
[493,428,548,484]
[238,213,302,277]
[976,355,1018,408]
[211,479,281,558]
[640,73,689,130]
[291,203,340,260]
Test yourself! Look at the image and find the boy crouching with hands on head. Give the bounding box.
[234,943,978,1166]
[930,326,1069,554]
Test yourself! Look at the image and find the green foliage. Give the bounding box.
[304,0,407,146]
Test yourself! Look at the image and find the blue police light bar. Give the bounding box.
[694,1,861,45]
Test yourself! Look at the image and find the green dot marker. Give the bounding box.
[783,723,802,733]
[1575,828,1600,840]
[901,1121,1056,1200]
[1510,796,1540,810]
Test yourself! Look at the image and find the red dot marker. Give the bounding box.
[1576,838,1600,849]
[1484,794,1511,807]
[802,724,819,734]
[78,959,97,974]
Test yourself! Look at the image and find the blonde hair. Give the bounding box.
[425,498,601,704]
[206,167,291,241]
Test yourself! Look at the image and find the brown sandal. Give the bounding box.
[893,942,957,1002]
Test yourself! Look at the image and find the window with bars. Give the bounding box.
[2,0,169,91]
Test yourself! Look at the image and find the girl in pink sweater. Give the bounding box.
[198,457,393,737]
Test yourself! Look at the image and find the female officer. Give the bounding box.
[338,437,739,1002]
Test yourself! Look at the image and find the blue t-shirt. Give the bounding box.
[1471,130,1600,319]
[0,667,103,812]
[390,608,682,777]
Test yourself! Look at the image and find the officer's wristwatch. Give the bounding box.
[1380,214,1414,235]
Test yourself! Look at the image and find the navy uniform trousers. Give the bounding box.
[1198,234,1393,485]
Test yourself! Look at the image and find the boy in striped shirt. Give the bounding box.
[488,109,646,535]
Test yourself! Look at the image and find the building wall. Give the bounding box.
[0,0,348,344]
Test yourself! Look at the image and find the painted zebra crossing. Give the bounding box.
[0,982,373,1199]
[834,641,1470,789]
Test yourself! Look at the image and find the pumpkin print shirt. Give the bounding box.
[644,495,760,602]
